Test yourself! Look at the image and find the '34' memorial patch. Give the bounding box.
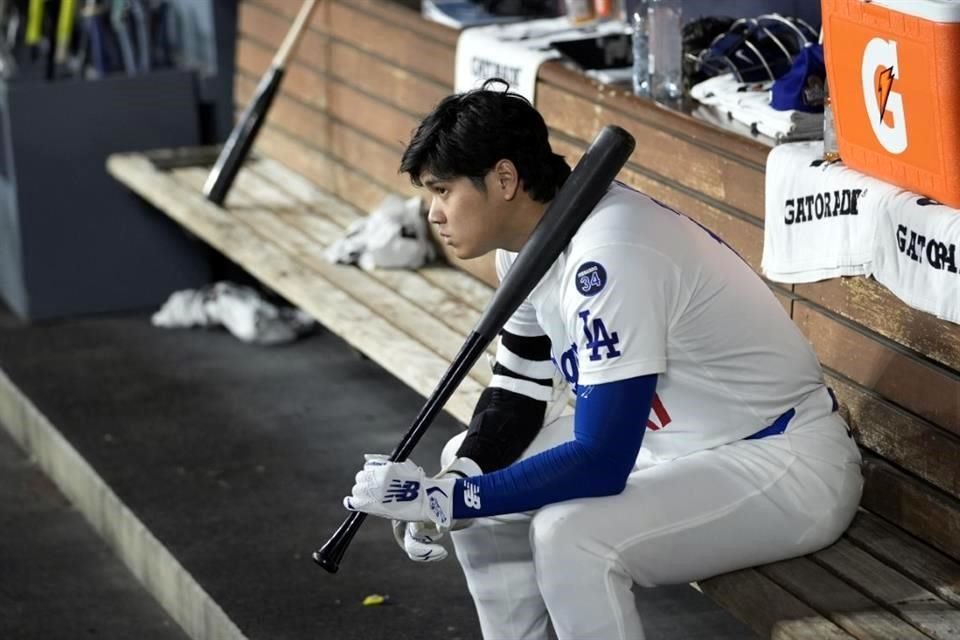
[575,261,607,296]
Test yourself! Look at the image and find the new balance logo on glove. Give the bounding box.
[344,456,457,532]
[383,480,420,503]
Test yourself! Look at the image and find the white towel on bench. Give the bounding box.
[872,192,960,325]
[762,141,883,283]
[325,195,436,271]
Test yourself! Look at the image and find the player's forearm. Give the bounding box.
[450,374,657,518]
[456,331,554,472]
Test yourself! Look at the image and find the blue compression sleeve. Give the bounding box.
[452,374,657,518]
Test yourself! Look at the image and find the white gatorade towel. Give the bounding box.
[762,141,886,283]
[872,192,960,326]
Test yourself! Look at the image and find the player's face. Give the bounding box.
[422,171,510,259]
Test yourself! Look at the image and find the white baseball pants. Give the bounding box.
[443,397,863,640]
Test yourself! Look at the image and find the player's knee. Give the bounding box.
[440,431,468,469]
[529,503,582,560]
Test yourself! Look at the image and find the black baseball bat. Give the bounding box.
[203,0,319,206]
[313,124,636,573]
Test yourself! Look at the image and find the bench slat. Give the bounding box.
[813,538,960,639]
[415,266,495,315]
[862,457,960,564]
[796,303,960,439]
[846,511,960,610]
[699,568,855,639]
[106,154,482,425]
[173,167,494,392]
[796,277,960,375]
[827,372,960,502]
[539,83,766,224]
[550,137,766,273]
[762,558,931,639]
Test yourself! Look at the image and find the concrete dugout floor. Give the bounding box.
[0,305,757,640]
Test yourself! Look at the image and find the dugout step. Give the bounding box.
[0,427,189,640]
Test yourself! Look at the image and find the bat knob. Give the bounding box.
[312,549,340,573]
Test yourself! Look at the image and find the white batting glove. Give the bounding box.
[343,455,455,528]
[392,520,448,562]
[390,456,483,563]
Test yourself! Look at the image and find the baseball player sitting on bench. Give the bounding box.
[344,81,863,640]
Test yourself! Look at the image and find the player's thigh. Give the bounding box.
[530,428,860,586]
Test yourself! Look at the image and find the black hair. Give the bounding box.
[399,79,571,203]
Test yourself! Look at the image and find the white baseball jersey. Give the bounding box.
[498,182,829,461]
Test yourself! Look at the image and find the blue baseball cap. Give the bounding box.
[771,44,826,113]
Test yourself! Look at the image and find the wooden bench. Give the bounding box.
[106,1,960,637]
[109,149,960,640]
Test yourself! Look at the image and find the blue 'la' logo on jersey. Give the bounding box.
[575,261,606,296]
[556,310,622,388]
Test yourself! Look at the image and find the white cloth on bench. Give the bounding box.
[690,74,822,143]
[324,195,436,271]
[872,191,960,326]
[762,141,882,283]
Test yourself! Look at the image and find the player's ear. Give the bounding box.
[493,159,520,201]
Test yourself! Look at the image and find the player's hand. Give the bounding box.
[389,456,483,562]
[343,454,455,528]
[392,520,448,562]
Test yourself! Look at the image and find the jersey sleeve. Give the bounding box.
[562,244,677,386]
[496,249,544,337]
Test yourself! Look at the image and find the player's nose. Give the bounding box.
[428,198,446,225]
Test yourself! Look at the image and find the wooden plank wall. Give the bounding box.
[236,0,960,561]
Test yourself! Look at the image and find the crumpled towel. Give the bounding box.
[691,73,823,142]
[324,195,436,271]
[152,282,316,346]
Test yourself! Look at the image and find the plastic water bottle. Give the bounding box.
[647,0,683,104]
[823,82,840,161]
[631,6,650,97]
[564,0,596,24]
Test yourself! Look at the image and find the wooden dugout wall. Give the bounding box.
[236,0,960,566]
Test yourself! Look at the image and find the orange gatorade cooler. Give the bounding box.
[822,0,960,208]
